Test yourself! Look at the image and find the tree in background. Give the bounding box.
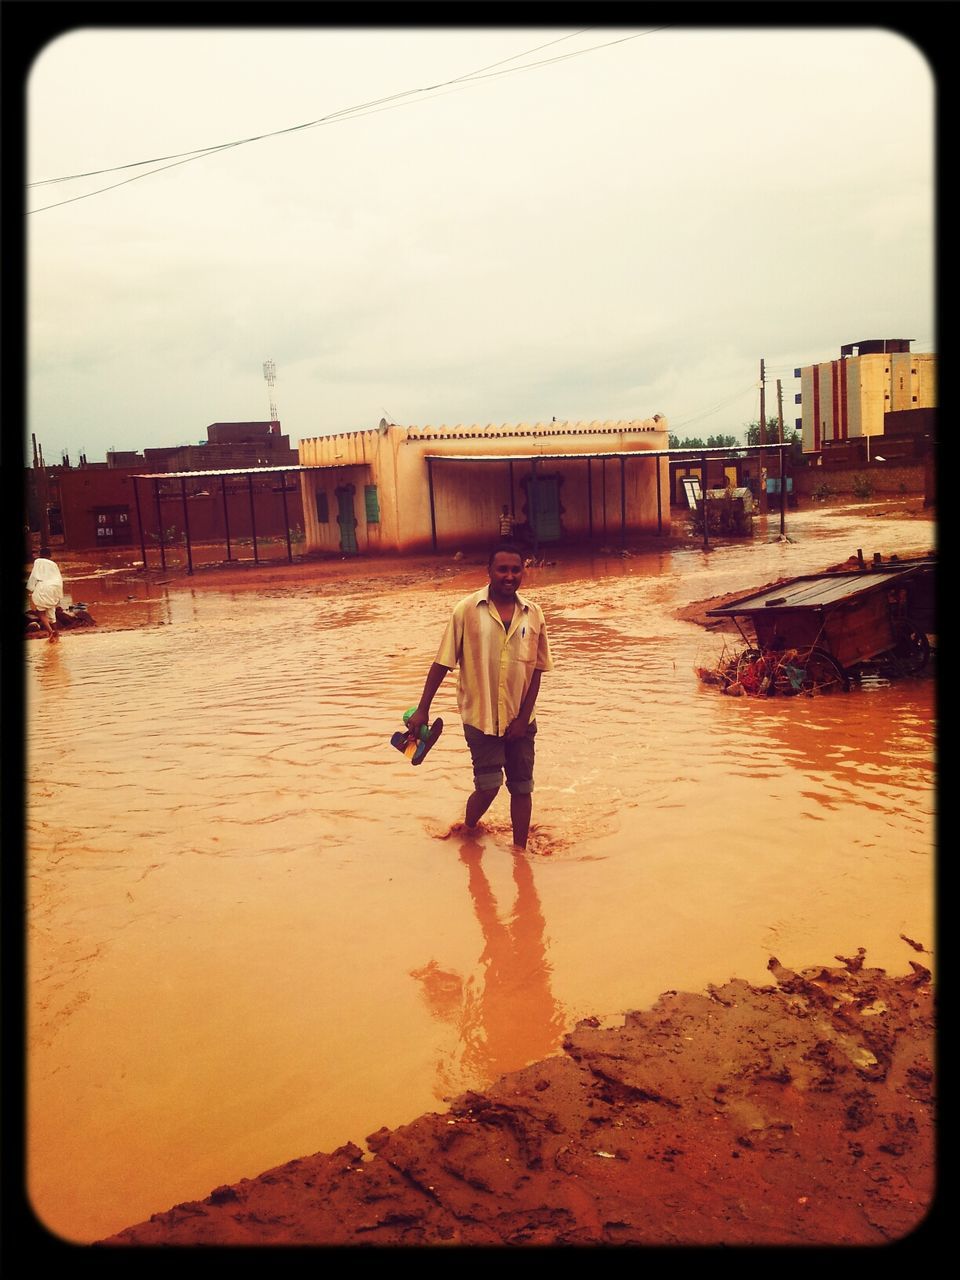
[744,417,801,448]
[744,418,804,466]
[668,432,739,449]
[667,425,802,454]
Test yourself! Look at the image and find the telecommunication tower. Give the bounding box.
[263,359,280,433]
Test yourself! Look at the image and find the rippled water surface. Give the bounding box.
[26,508,936,1242]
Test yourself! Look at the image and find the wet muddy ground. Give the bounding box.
[100,952,934,1247]
[23,499,936,1246]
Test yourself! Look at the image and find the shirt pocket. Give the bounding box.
[509,621,540,667]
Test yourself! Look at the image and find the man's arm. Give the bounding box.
[406,662,451,736]
[504,668,542,740]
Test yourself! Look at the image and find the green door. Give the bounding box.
[529,475,562,541]
[336,485,358,554]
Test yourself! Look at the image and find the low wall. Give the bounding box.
[793,463,926,499]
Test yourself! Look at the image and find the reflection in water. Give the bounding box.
[412,838,566,1096]
[29,639,71,694]
[693,677,935,818]
[25,508,935,1243]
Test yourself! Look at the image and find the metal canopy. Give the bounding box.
[424,443,792,553]
[130,462,368,572]
[425,451,637,463]
[424,444,791,463]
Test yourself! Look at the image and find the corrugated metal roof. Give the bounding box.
[425,452,653,463]
[134,441,793,478]
[131,464,346,480]
[707,567,923,616]
[425,443,793,463]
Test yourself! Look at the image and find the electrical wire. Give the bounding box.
[671,382,758,431]
[28,27,666,214]
[30,29,596,188]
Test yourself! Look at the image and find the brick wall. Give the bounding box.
[793,463,925,498]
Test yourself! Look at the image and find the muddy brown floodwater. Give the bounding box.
[23,503,936,1246]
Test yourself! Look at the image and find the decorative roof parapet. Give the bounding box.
[403,417,665,441]
[299,416,667,447]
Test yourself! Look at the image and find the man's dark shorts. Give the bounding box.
[463,721,537,794]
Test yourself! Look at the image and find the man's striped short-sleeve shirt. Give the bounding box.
[435,586,553,736]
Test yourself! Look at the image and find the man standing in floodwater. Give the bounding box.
[407,544,553,850]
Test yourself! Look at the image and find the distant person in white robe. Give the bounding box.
[26,547,64,642]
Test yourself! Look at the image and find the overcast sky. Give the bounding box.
[26,22,936,464]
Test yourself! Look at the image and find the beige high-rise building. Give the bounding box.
[795,338,936,455]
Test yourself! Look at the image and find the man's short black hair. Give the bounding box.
[489,542,524,566]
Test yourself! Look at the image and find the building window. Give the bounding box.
[93,506,132,544]
[912,396,918,402]
[316,490,329,523]
[364,485,380,523]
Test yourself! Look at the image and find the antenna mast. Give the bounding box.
[263,359,280,433]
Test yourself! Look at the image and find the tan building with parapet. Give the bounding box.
[297,417,670,555]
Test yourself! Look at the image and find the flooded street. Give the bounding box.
[25,506,936,1244]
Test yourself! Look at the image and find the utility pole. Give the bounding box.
[33,433,51,548]
[758,358,768,514]
[777,378,788,533]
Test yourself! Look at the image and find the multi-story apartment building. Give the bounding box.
[794,338,936,457]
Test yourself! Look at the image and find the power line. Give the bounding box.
[30,28,597,189]
[28,28,667,214]
[671,382,758,431]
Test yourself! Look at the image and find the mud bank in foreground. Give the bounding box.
[100,948,933,1247]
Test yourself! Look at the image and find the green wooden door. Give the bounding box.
[529,475,562,541]
[336,485,358,554]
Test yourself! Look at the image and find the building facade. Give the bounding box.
[28,422,304,551]
[795,339,936,456]
[297,418,670,556]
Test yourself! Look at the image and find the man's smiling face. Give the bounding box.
[488,550,524,602]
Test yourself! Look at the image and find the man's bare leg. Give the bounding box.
[510,792,532,850]
[465,787,499,829]
[30,609,57,641]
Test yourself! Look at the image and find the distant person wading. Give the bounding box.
[26,546,64,642]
